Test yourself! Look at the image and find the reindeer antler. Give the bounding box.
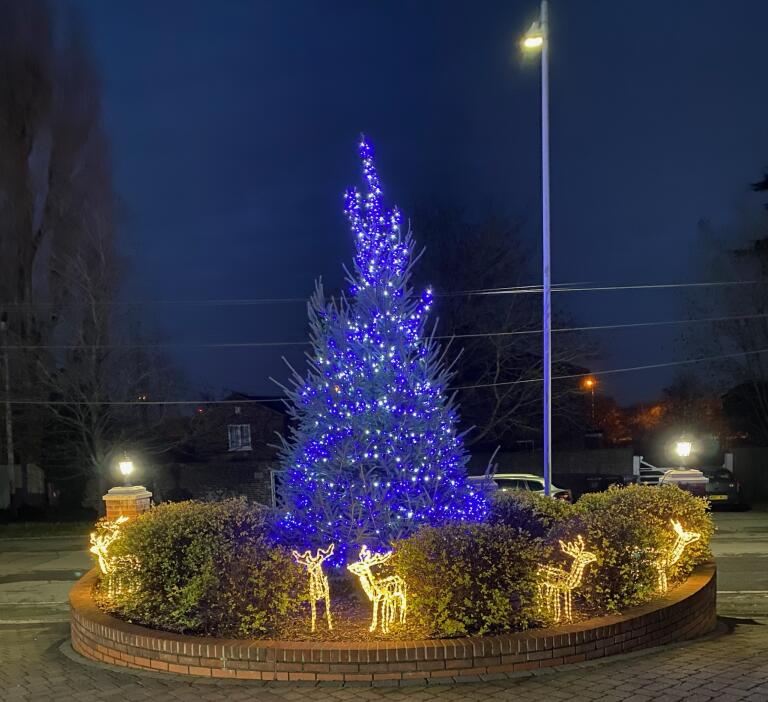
[293,545,335,566]
[560,535,587,558]
[292,549,312,564]
[358,544,393,566]
[318,544,335,560]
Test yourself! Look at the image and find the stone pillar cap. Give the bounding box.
[103,485,152,501]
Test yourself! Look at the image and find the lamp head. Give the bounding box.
[522,22,544,50]
[118,457,134,485]
[674,441,693,459]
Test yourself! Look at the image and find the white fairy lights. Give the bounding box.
[292,544,335,632]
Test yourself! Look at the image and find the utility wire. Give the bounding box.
[5,346,767,405]
[0,282,573,308]
[473,280,762,296]
[453,348,768,390]
[4,311,767,350]
[0,279,760,308]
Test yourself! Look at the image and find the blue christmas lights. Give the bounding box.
[278,137,487,564]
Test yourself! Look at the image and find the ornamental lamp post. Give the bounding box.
[521,0,552,496]
[102,453,151,520]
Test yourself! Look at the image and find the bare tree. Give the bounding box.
[684,177,768,443]
[414,207,591,449]
[0,2,183,508]
[37,224,183,506]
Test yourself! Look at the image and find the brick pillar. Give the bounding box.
[102,485,153,521]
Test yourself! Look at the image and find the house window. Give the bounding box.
[228,424,252,451]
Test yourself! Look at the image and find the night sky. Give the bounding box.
[74,0,768,405]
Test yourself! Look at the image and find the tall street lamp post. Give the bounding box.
[522,1,551,495]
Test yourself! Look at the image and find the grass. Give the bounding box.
[0,521,93,538]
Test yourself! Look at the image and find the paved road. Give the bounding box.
[710,510,768,618]
[0,535,91,625]
[0,511,766,701]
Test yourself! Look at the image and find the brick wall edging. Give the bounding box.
[69,562,716,683]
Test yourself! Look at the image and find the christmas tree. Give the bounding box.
[278,138,487,562]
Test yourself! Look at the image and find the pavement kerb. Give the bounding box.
[58,618,733,688]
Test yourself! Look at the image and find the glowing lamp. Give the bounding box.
[118,457,134,486]
[522,21,544,50]
[674,441,692,458]
[523,35,544,49]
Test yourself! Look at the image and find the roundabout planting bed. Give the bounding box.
[72,484,717,683]
[70,562,716,682]
[70,143,718,684]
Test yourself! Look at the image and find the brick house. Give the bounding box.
[151,393,288,505]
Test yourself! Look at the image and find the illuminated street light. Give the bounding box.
[520,1,551,495]
[118,456,135,486]
[522,32,544,50]
[581,377,597,425]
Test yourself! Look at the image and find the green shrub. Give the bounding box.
[571,484,713,612]
[394,523,546,637]
[489,490,575,537]
[104,499,304,637]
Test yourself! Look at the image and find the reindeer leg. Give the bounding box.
[324,579,333,630]
[370,595,379,633]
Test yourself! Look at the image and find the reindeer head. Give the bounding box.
[671,520,700,546]
[292,544,335,569]
[346,545,393,577]
[559,535,597,564]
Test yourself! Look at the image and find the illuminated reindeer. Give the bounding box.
[89,516,130,575]
[347,545,407,634]
[652,520,700,594]
[89,516,140,598]
[537,535,597,623]
[292,544,335,632]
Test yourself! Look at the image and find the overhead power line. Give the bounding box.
[4,311,767,350]
[5,346,767,405]
[473,280,762,296]
[453,348,768,390]
[0,279,760,308]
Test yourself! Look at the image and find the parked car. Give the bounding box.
[700,467,746,509]
[470,473,572,501]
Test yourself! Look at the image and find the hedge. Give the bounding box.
[571,484,713,612]
[92,486,714,639]
[489,489,576,537]
[103,499,304,637]
[393,523,546,637]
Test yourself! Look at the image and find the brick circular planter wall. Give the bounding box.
[69,563,716,683]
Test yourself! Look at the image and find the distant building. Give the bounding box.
[152,392,288,505]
